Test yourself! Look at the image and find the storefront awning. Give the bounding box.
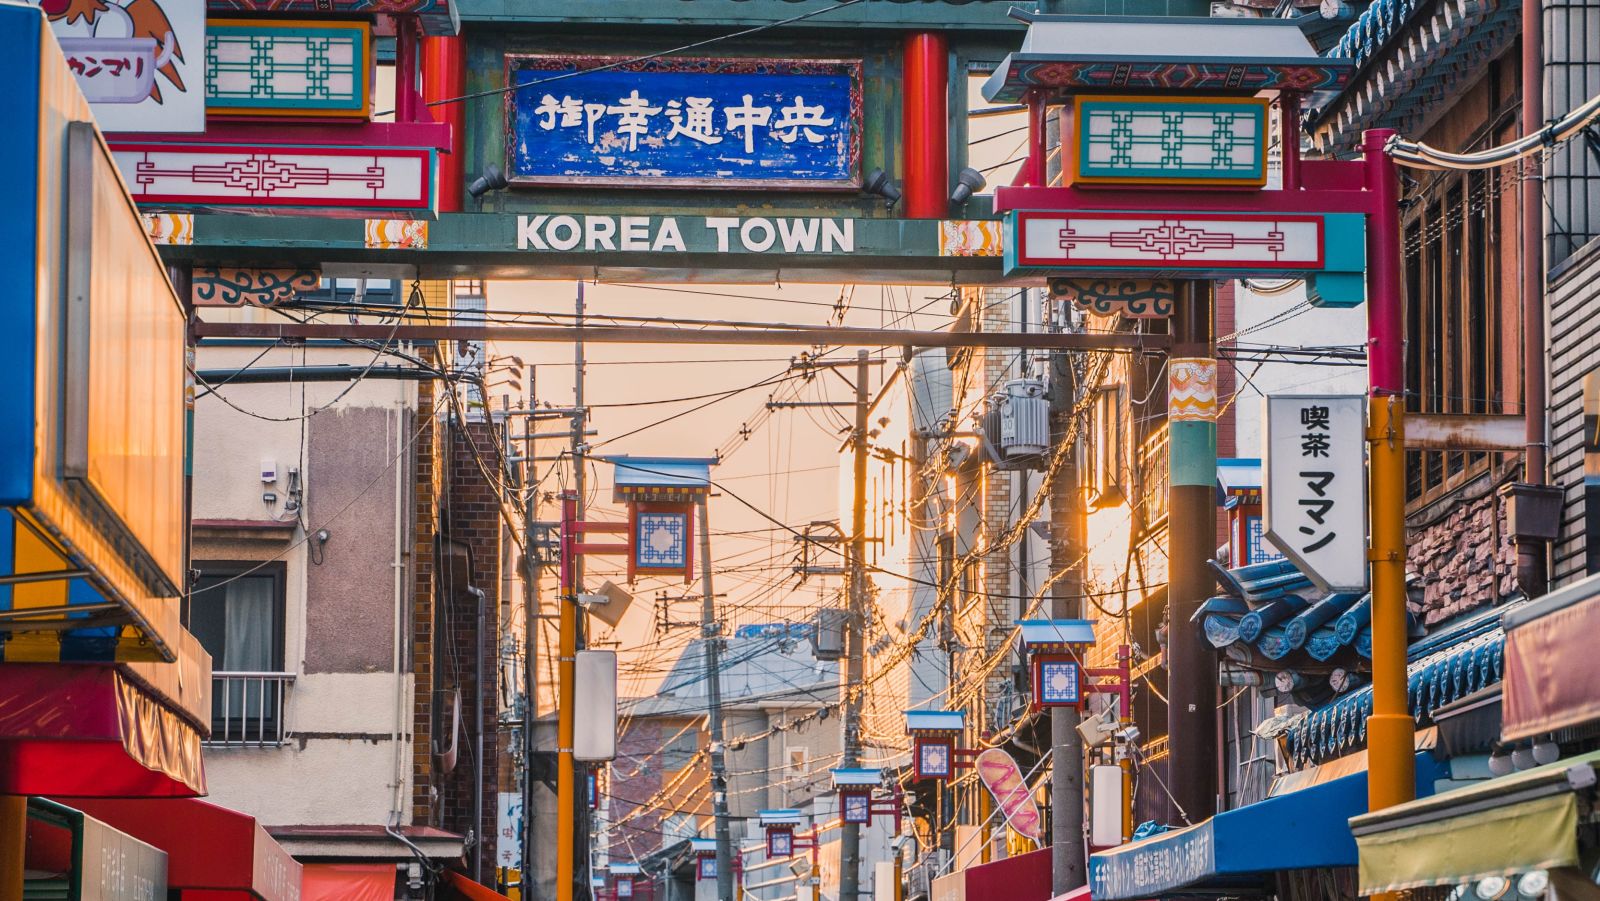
[0,663,205,796]
[1501,572,1600,741]
[443,870,517,901]
[1349,749,1600,895]
[27,798,169,899]
[303,863,397,901]
[63,797,302,901]
[1089,752,1447,899]
[933,847,1052,901]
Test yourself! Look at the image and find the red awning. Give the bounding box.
[1503,587,1600,740]
[960,848,1053,901]
[443,870,515,901]
[0,663,204,796]
[302,863,396,901]
[62,797,301,901]
[1051,887,1093,901]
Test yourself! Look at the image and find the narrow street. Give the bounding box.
[2,1,1598,900]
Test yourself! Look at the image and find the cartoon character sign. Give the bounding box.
[31,0,205,132]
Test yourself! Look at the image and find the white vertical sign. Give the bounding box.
[1263,395,1368,592]
[575,649,618,761]
[497,792,523,869]
[1090,764,1124,848]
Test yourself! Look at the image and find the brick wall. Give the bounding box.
[980,288,1017,723]
[1407,468,1519,626]
[610,715,709,861]
[412,353,441,825]
[435,416,505,879]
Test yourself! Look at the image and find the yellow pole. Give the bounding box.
[978,787,992,864]
[1363,128,1414,901]
[0,795,24,901]
[1366,399,1413,791]
[558,495,578,901]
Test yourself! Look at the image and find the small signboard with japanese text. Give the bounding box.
[505,55,863,189]
[1263,395,1368,593]
[27,0,206,133]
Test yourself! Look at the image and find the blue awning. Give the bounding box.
[1089,752,1448,899]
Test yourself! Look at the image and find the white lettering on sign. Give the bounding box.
[533,91,837,152]
[515,216,853,254]
[1263,394,1368,592]
[1090,824,1215,897]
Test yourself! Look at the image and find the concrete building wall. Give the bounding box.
[190,342,421,832]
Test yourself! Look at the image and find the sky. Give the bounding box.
[483,81,1026,702]
[484,281,959,701]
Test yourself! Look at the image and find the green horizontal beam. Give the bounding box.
[156,211,1012,286]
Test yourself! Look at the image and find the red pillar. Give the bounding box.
[395,18,420,123]
[424,34,466,212]
[901,32,948,219]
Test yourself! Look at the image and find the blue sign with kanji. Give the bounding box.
[506,55,863,189]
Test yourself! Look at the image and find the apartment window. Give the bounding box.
[788,747,808,775]
[1403,170,1502,502]
[301,277,399,306]
[184,562,288,745]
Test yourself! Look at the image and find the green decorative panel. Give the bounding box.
[1072,96,1269,186]
[207,20,370,117]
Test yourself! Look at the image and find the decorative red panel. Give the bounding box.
[110,143,436,211]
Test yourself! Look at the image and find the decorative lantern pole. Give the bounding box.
[1017,620,1097,710]
[903,710,976,781]
[691,838,719,882]
[758,809,805,859]
[611,863,641,901]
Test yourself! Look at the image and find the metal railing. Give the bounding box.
[206,671,294,748]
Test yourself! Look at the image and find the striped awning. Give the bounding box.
[1350,749,1600,895]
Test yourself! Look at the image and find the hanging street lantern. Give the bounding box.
[903,710,971,781]
[612,863,641,899]
[604,456,716,584]
[1017,620,1097,709]
[830,768,881,825]
[758,809,805,858]
[691,838,718,881]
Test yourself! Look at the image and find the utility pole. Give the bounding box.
[698,492,735,901]
[1166,281,1219,824]
[558,282,588,901]
[1048,320,1087,893]
[839,349,871,901]
[522,365,539,901]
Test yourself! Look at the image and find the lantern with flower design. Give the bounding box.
[1018,620,1097,709]
[903,710,972,781]
[758,809,804,858]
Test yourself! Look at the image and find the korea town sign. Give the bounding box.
[516,214,855,254]
[1263,395,1368,593]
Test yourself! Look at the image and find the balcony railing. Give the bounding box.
[206,672,294,748]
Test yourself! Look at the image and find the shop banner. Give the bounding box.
[1263,394,1368,592]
